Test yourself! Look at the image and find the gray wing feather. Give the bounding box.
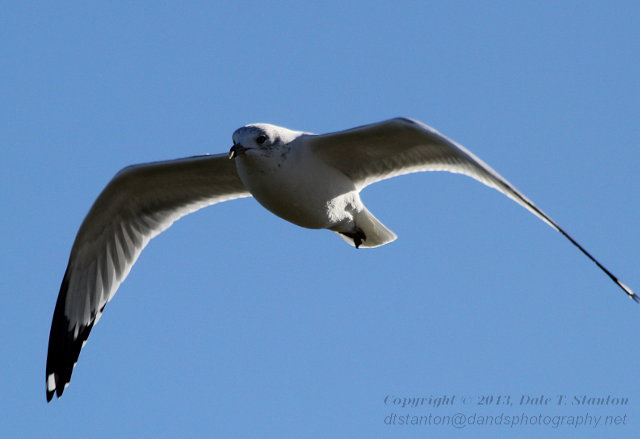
[307,117,555,229]
[307,117,636,301]
[47,154,249,401]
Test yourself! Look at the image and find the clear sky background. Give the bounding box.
[2,1,639,438]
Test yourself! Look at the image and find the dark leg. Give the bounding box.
[340,227,367,248]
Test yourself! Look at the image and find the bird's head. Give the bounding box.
[228,123,302,159]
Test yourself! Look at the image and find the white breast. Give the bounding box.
[234,143,358,229]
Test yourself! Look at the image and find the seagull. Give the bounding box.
[46,117,636,401]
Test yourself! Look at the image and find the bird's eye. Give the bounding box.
[256,135,267,145]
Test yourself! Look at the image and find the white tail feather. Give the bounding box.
[336,208,397,248]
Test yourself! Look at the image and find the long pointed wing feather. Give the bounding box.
[308,117,636,302]
[46,154,249,401]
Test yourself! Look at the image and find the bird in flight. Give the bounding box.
[46,117,635,401]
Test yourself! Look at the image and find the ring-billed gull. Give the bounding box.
[46,117,635,401]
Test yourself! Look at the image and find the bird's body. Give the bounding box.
[46,117,635,402]
[232,124,392,245]
[235,128,355,230]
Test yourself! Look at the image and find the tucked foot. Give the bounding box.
[340,227,367,248]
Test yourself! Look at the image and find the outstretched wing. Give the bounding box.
[307,117,635,301]
[46,154,249,401]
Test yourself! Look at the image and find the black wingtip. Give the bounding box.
[46,265,98,402]
[620,281,640,303]
[610,278,637,303]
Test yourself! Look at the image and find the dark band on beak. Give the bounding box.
[228,144,248,159]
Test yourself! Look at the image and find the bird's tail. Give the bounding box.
[336,208,397,248]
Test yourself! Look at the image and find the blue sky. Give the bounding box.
[2,1,639,438]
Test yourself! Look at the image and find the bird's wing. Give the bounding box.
[307,118,551,222]
[307,117,635,301]
[46,154,249,401]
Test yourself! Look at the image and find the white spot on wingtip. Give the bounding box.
[618,281,635,298]
[47,373,56,391]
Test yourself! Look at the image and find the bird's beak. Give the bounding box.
[228,144,248,159]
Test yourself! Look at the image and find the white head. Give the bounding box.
[228,123,304,159]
